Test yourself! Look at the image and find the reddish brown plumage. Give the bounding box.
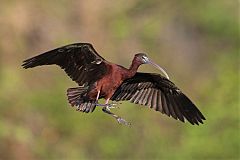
[88,56,142,101]
[22,43,206,125]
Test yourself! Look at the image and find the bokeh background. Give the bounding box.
[0,0,239,159]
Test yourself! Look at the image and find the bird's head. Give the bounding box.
[134,53,170,79]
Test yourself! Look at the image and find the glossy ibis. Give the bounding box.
[22,43,205,126]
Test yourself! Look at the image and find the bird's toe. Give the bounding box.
[117,117,131,126]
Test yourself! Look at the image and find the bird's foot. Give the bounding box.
[116,117,131,126]
[107,102,121,109]
[102,107,130,126]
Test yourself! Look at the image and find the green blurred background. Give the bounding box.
[0,0,239,159]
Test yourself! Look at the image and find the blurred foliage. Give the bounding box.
[0,0,239,159]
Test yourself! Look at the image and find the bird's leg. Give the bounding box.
[102,98,131,126]
[94,91,120,109]
[95,90,101,104]
[94,90,108,106]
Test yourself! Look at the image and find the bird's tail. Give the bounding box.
[67,87,96,113]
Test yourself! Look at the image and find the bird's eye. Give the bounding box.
[142,56,148,63]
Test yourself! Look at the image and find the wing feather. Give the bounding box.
[171,96,185,122]
[165,95,177,120]
[146,89,154,107]
[132,89,143,103]
[156,90,163,113]
[162,93,170,116]
[142,88,151,105]
[111,72,205,125]
[150,89,158,109]
[22,43,108,86]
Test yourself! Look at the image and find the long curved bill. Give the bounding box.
[148,59,170,79]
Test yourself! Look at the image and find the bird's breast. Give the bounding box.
[98,73,123,98]
[97,65,127,98]
[87,64,129,100]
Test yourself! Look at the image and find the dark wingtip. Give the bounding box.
[199,113,206,120]
[173,94,206,125]
[185,113,205,125]
[22,61,29,69]
[22,57,36,69]
[22,62,29,69]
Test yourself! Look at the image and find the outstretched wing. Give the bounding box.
[111,72,206,125]
[22,43,108,86]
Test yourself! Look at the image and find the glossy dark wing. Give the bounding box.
[111,72,206,125]
[22,43,108,86]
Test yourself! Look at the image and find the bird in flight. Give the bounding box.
[22,43,205,126]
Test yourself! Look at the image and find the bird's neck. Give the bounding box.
[127,59,142,78]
